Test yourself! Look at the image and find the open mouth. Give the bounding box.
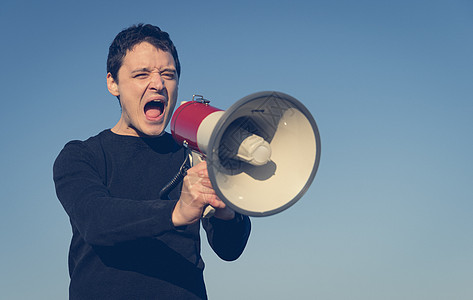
[144,100,165,121]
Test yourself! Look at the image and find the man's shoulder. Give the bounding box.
[60,129,110,153]
[53,130,111,177]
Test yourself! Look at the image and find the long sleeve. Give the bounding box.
[53,140,181,247]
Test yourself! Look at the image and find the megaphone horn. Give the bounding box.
[170,91,321,217]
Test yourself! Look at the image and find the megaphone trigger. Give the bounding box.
[202,205,216,218]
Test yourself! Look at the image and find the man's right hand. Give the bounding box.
[172,161,232,227]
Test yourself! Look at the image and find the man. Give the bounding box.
[53,24,251,299]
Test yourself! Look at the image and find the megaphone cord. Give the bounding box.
[159,152,190,200]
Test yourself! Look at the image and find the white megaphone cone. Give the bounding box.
[170,91,321,217]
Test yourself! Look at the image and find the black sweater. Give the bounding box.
[53,130,251,299]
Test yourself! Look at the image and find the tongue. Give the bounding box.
[145,103,163,119]
[145,107,162,118]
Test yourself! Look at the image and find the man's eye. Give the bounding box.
[162,72,176,80]
[134,73,148,78]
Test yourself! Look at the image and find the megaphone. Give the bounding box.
[170,91,321,217]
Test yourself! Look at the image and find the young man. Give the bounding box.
[53,24,251,300]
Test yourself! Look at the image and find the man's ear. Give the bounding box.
[107,73,120,96]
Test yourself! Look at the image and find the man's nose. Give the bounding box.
[149,73,164,91]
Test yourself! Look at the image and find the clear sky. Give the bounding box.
[1,0,472,299]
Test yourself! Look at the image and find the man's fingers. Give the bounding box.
[186,161,208,174]
[185,166,213,188]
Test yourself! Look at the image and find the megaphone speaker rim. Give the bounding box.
[206,91,321,217]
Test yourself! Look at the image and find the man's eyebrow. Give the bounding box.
[131,68,151,74]
[159,67,177,73]
[131,67,176,74]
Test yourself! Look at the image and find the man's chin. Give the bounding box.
[139,123,167,137]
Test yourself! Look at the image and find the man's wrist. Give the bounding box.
[171,202,188,227]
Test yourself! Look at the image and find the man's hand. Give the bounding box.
[172,161,235,227]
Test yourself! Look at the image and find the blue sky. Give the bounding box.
[1,0,472,299]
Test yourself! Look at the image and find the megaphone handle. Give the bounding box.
[189,151,216,218]
[202,205,216,218]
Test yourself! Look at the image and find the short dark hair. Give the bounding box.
[107,24,181,82]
